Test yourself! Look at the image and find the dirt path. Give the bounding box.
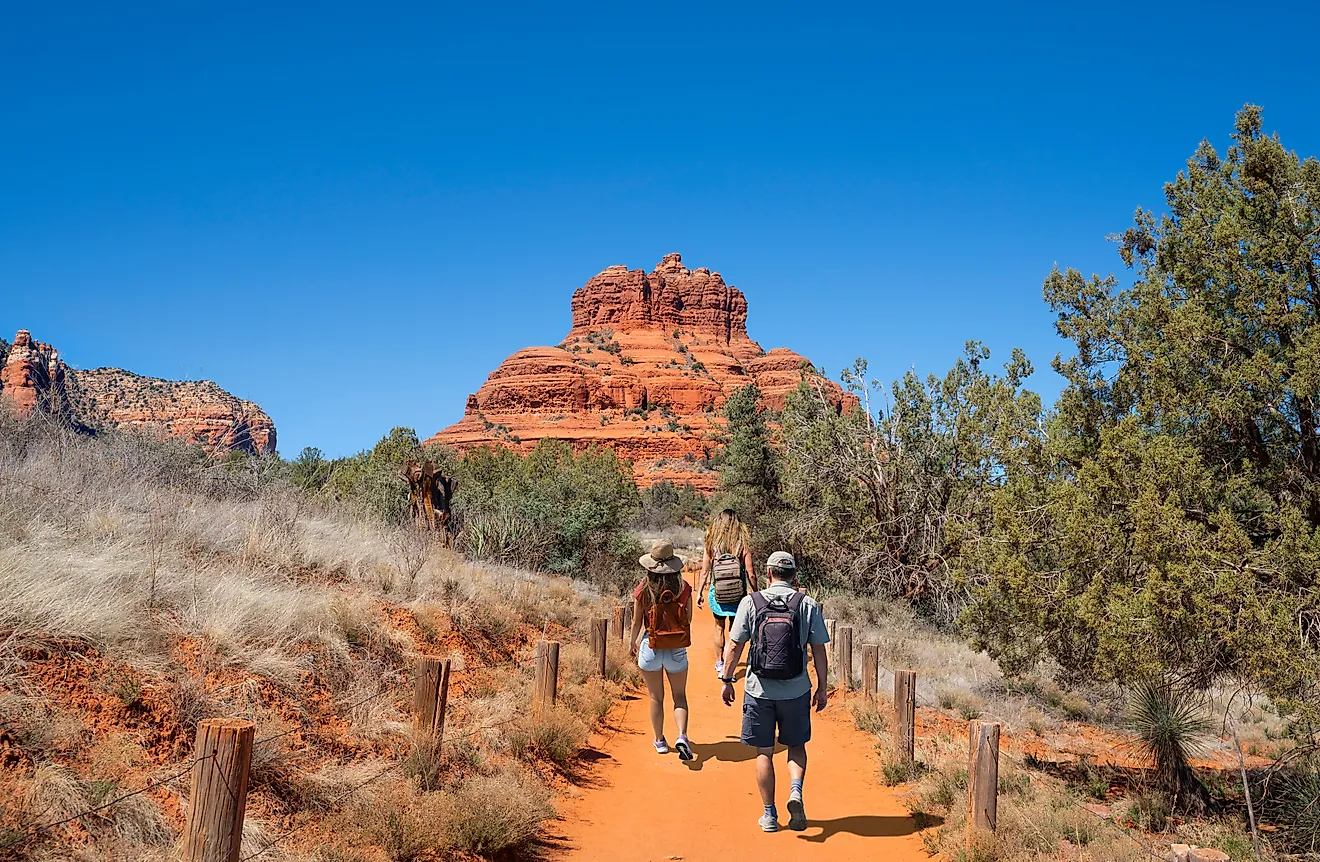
[550,582,932,861]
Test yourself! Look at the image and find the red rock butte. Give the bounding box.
[426,253,853,490]
[1,329,276,455]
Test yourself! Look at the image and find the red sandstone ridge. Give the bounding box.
[1,329,277,456]
[426,254,854,491]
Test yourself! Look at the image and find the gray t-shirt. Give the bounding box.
[729,582,830,700]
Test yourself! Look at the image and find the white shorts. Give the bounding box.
[637,634,689,673]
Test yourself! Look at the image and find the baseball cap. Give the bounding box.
[767,551,797,570]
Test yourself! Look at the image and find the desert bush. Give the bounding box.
[358,782,446,862]
[635,480,708,529]
[1265,761,1320,854]
[507,707,589,771]
[439,769,554,856]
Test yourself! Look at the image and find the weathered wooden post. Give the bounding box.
[414,656,451,740]
[825,618,837,656]
[836,625,854,689]
[183,718,254,862]
[589,618,609,678]
[966,720,1001,845]
[622,602,634,639]
[861,644,879,700]
[611,606,625,640]
[535,640,561,713]
[894,669,917,767]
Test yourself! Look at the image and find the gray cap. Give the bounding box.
[766,551,797,571]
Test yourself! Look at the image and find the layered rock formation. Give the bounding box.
[1,329,277,455]
[427,254,852,490]
[0,330,71,418]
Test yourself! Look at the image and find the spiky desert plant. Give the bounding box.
[1269,763,1320,854]
[1127,680,1212,814]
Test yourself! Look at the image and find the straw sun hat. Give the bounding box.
[639,539,684,575]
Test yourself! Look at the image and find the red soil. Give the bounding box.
[550,596,932,861]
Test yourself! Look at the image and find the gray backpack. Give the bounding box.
[711,551,746,605]
[749,591,807,680]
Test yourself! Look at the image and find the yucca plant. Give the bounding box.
[1268,763,1320,854]
[1127,680,1213,814]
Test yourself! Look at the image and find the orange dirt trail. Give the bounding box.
[551,588,932,861]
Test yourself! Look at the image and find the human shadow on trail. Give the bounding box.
[681,738,785,771]
[796,814,934,842]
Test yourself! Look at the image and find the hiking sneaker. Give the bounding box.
[786,790,806,831]
[653,738,669,755]
[758,813,779,832]
[715,659,725,676]
[675,736,694,761]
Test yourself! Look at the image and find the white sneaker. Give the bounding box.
[715,659,725,676]
[758,813,779,832]
[787,790,806,831]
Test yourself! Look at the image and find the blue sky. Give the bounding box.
[3,2,1317,457]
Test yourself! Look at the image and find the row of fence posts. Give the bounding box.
[825,618,998,849]
[183,606,1007,860]
[181,612,628,861]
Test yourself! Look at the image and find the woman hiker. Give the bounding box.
[629,539,696,760]
[696,509,758,678]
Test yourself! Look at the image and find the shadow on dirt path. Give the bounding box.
[549,575,934,862]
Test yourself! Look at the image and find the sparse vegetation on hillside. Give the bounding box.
[0,414,638,860]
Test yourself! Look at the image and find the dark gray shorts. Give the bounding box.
[741,691,812,748]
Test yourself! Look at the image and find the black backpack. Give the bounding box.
[749,591,807,680]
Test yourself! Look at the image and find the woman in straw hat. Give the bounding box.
[629,539,695,760]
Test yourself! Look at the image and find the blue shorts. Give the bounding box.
[637,634,688,673]
[741,691,812,748]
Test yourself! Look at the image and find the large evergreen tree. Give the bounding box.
[963,107,1320,723]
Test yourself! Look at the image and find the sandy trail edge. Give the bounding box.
[548,579,933,861]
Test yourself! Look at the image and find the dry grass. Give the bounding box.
[0,417,627,859]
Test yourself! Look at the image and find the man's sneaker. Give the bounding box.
[653,738,669,755]
[786,790,807,831]
[715,659,725,676]
[758,813,779,832]
[675,736,694,761]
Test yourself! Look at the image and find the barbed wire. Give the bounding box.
[1,752,216,850]
[844,646,1175,861]
[239,714,526,861]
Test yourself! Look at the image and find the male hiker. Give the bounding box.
[719,551,830,832]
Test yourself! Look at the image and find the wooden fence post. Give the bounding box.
[535,640,560,713]
[861,644,879,700]
[590,617,609,678]
[183,718,254,862]
[894,669,917,767]
[837,625,854,689]
[966,720,1001,844]
[414,656,451,740]
[825,618,837,656]
[622,602,634,639]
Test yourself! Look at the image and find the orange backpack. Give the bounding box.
[646,582,692,649]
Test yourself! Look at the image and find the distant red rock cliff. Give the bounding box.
[1,329,276,455]
[426,254,853,490]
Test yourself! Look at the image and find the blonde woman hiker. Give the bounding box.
[696,509,758,678]
[629,539,696,760]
